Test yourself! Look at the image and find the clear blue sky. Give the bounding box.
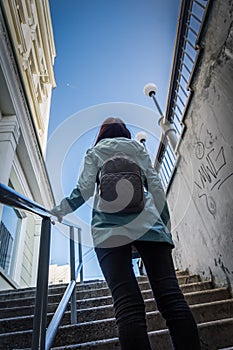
[47,0,180,280]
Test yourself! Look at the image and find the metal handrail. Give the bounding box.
[0,182,51,218]
[0,182,84,350]
[46,280,76,349]
[155,0,211,190]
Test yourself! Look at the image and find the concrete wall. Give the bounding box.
[169,0,233,291]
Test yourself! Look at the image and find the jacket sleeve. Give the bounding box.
[51,149,98,217]
[144,153,171,231]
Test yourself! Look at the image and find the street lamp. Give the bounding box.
[143,83,178,152]
[135,131,147,150]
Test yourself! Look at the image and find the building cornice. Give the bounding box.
[0,6,54,206]
[0,0,56,152]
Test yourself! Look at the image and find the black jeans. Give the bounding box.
[95,240,201,350]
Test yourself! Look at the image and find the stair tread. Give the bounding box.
[0,279,214,306]
[1,298,233,323]
[0,273,197,295]
[1,317,233,340]
[1,300,233,339]
[0,275,199,301]
[0,271,232,350]
[48,318,233,349]
[0,286,230,319]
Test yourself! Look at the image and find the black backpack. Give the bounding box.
[97,155,145,214]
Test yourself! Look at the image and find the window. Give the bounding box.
[0,206,21,275]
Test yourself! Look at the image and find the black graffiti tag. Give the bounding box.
[194,143,233,216]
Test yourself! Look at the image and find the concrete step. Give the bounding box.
[0,277,139,298]
[1,298,233,334]
[1,299,233,346]
[0,286,229,323]
[175,269,191,276]
[50,318,233,350]
[74,280,212,301]
[3,317,232,350]
[0,280,107,300]
[0,292,69,308]
[0,269,231,350]
[191,299,233,324]
[0,279,212,310]
[75,286,230,310]
[72,274,201,290]
[184,287,230,305]
[0,275,148,298]
[75,280,212,300]
[0,274,199,302]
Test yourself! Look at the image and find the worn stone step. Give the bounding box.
[0,275,146,297]
[0,282,106,301]
[191,299,233,324]
[0,281,106,301]
[147,318,233,350]
[49,318,233,349]
[74,280,212,300]
[175,274,201,285]
[0,274,197,302]
[77,298,233,324]
[0,320,116,349]
[1,298,233,334]
[1,298,233,345]
[4,317,232,350]
[0,279,212,310]
[76,286,230,310]
[0,292,67,308]
[0,276,140,300]
[2,274,176,299]
[175,269,189,275]
[197,318,233,350]
[0,286,228,322]
[77,298,233,330]
[184,287,230,305]
[0,301,67,319]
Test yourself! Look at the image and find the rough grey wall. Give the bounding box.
[169,0,233,291]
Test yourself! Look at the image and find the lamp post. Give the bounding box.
[143,83,178,152]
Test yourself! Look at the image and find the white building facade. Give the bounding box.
[0,0,56,290]
[49,264,71,285]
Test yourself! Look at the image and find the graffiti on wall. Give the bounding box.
[194,124,233,217]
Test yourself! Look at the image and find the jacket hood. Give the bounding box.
[93,137,145,158]
[87,137,152,172]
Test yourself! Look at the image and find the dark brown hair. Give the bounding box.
[94,117,131,146]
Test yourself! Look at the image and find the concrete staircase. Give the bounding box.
[0,270,233,349]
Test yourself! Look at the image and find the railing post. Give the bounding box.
[32,217,51,350]
[69,225,77,324]
[0,184,87,349]
[78,228,83,283]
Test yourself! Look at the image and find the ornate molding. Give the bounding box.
[1,0,56,150]
[0,115,20,151]
[0,6,54,205]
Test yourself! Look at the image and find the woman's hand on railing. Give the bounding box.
[49,208,63,223]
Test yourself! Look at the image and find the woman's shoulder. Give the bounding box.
[85,138,149,165]
[94,137,144,151]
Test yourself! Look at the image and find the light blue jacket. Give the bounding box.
[52,137,174,248]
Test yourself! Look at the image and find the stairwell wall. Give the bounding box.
[168,0,233,292]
